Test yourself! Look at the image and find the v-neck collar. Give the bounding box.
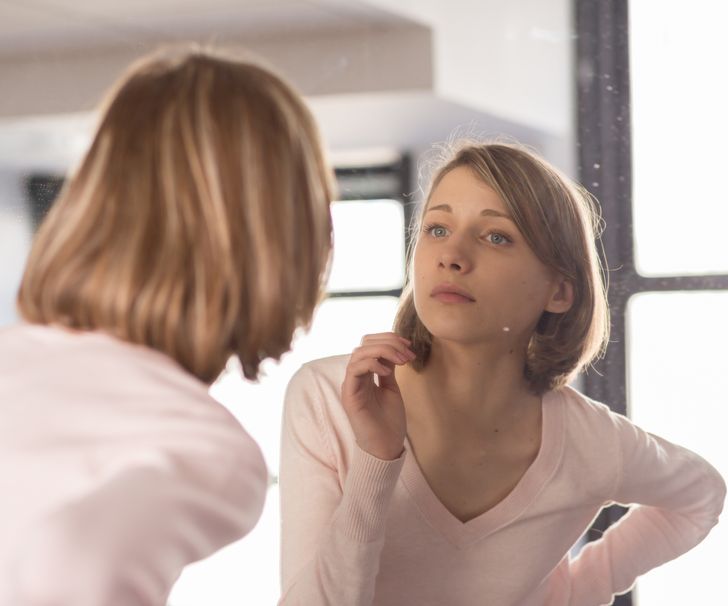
[399,389,566,549]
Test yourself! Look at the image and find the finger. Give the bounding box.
[344,358,392,381]
[359,336,413,352]
[352,343,416,365]
[360,332,412,346]
[343,358,392,391]
[377,360,402,394]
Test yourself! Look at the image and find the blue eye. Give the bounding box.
[485,232,511,245]
[424,224,448,238]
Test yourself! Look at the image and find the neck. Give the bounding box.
[398,337,539,435]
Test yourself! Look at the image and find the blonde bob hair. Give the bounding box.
[18,48,334,384]
[394,141,610,394]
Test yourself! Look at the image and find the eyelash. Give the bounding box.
[422,223,513,245]
[422,223,448,238]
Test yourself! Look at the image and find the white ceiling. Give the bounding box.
[0,0,573,172]
[0,0,417,56]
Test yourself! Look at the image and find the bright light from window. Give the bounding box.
[627,291,728,605]
[327,200,405,292]
[630,0,728,276]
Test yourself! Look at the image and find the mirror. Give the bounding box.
[1,2,724,605]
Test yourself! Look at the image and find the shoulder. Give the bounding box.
[556,384,628,433]
[556,385,640,457]
[287,354,351,393]
[1,325,267,534]
[1,322,212,403]
[282,354,355,461]
[2,322,259,474]
[557,386,666,454]
[285,354,352,420]
[549,385,629,495]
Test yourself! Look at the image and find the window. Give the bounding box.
[576,2,728,604]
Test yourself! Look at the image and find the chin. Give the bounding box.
[418,314,487,345]
[416,303,513,346]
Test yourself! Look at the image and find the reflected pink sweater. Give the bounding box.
[279,355,726,606]
[0,323,268,606]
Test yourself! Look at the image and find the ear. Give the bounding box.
[545,277,574,314]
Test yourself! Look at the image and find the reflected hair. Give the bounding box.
[18,47,335,384]
[393,140,610,394]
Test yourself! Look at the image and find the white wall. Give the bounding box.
[0,0,575,169]
[361,0,574,137]
[0,0,578,326]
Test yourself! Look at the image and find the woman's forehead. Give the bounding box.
[426,167,508,215]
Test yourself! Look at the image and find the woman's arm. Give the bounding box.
[566,412,726,606]
[278,358,406,606]
[11,436,267,606]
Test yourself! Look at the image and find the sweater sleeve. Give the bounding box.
[566,411,726,606]
[278,364,405,606]
[11,436,268,606]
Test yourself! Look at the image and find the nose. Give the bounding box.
[438,240,472,273]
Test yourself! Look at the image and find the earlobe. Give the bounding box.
[545,278,574,314]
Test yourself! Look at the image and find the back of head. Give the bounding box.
[18,47,335,383]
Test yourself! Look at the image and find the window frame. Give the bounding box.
[328,155,412,301]
[575,2,728,604]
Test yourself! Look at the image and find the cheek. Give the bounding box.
[410,244,428,292]
[412,239,425,268]
[510,277,558,320]
[411,272,427,315]
[411,259,435,320]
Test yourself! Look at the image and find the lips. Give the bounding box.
[430,283,476,303]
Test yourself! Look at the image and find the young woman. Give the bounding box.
[0,48,334,605]
[278,142,726,605]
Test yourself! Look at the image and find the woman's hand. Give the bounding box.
[341,333,416,461]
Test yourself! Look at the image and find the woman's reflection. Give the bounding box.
[278,142,726,605]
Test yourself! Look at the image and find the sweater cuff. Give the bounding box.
[335,445,405,543]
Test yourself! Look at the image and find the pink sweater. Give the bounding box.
[0,323,268,606]
[279,355,726,606]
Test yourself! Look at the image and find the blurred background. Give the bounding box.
[1,1,726,604]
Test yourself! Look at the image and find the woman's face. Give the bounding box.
[412,166,572,348]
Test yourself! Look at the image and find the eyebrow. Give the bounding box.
[426,203,514,221]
